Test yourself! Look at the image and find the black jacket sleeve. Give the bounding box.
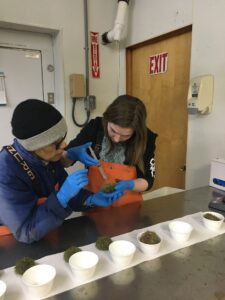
[66,117,103,149]
[136,129,157,190]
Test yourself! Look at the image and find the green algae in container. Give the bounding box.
[15,257,36,275]
[95,236,113,250]
[64,246,82,262]
[101,182,116,193]
[139,231,161,245]
[203,213,221,221]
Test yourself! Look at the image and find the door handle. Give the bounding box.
[180,165,186,172]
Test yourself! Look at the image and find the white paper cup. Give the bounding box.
[202,211,224,231]
[22,264,56,298]
[137,231,162,255]
[109,240,136,267]
[0,280,6,300]
[169,220,193,242]
[69,251,99,280]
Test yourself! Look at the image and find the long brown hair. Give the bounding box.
[103,95,147,173]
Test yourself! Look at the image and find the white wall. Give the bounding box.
[0,0,120,143]
[120,0,225,190]
[125,0,192,47]
[186,0,225,189]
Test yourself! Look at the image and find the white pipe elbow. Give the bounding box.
[113,23,125,41]
[102,0,129,45]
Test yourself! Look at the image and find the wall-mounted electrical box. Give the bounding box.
[70,73,96,127]
[70,74,85,98]
[187,74,214,115]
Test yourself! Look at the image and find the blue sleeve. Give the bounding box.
[0,172,72,244]
[0,183,71,243]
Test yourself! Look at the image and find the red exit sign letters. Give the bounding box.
[149,52,168,75]
[90,32,100,78]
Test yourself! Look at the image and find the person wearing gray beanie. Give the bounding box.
[0,99,124,243]
[11,98,68,151]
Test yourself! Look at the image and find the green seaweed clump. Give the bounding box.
[64,246,82,262]
[204,213,220,221]
[15,257,36,275]
[95,236,113,250]
[140,231,161,245]
[101,182,116,193]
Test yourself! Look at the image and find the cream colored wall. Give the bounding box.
[186,0,225,189]
[0,0,119,143]
[125,0,192,47]
[120,0,225,189]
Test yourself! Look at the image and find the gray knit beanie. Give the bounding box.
[11,99,67,151]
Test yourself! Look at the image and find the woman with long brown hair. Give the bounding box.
[66,94,157,206]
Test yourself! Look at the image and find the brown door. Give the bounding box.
[126,26,192,190]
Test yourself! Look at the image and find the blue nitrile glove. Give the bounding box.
[86,190,124,207]
[57,169,88,208]
[115,180,135,192]
[67,142,99,166]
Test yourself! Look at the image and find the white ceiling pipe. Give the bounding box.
[102,0,129,45]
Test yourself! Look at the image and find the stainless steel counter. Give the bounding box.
[1,186,225,300]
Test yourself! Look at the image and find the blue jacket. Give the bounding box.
[0,139,91,243]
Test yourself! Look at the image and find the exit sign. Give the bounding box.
[149,52,168,75]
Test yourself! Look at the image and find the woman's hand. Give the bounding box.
[115,180,134,192]
[67,142,98,166]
